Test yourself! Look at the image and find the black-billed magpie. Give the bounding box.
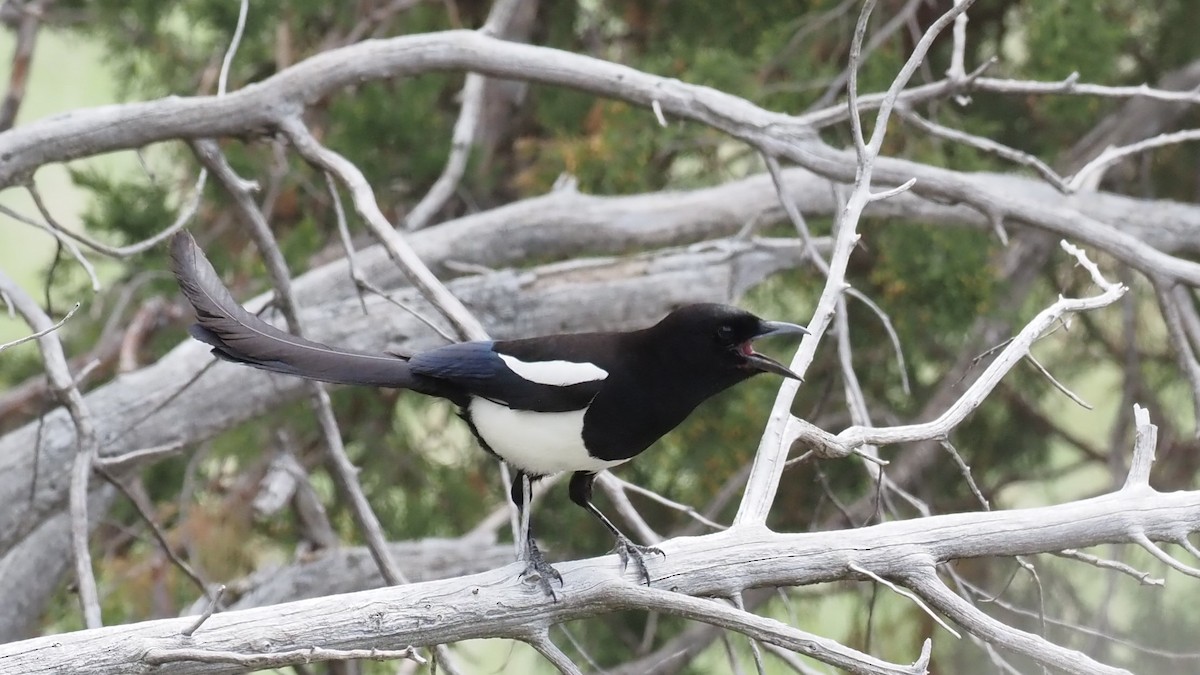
[170,232,808,593]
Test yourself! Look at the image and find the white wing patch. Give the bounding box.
[498,353,608,386]
[469,397,627,475]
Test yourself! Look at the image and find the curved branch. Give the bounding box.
[4,30,1200,288]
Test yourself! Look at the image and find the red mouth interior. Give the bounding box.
[740,341,755,357]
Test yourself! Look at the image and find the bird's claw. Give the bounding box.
[519,539,563,600]
[614,536,665,586]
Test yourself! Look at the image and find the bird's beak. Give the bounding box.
[757,321,809,339]
[746,321,809,380]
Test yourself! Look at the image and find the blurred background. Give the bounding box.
[2,1,1199,672]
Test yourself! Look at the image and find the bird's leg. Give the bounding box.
[510,470,562,597]
[518,471,533,558]
[569,471,664,585]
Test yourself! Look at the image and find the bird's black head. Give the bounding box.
[651,303,809,381]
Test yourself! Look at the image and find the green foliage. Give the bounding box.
[869,224,997,346]
[69,167,178,247]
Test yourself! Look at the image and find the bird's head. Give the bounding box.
[654,303,809,380]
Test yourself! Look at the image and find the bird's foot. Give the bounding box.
[613,536,665,586]
[519,539,563,600]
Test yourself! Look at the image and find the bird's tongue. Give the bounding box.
[740,341,755,356]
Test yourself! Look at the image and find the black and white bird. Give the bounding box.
[170,232,808,593]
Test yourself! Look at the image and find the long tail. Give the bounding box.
[170,231,423,389]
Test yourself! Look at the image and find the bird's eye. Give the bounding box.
[716,325,734,342]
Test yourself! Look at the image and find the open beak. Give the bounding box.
[745,321,809,380]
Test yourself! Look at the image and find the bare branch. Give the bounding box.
[92,440,189,472]
[822,243,1125,454]
[12,191,101,290]
[1153,279,1200,436]
[0,300,77,353]
[905,570,1128,675]
[939,440,988,510]
[1069,128,1200,191]
[607,475,728,532]
[896,106,1069,192]
[0,271,101,628]
[403,0,529,230]
[281,117,488,341]
[1024,353,1093,410]
[217,0,249,95]
[845,289,909,394]
[529,631,584,675]
[868,177,916,202]
[1132,533,1200,579]
[9,478,1198,674]
[613,585,923,675]
[801,71,1200,130]
[947,0,969,81]
[0,0,51,131]
[180,585,226,637]
[848,563,960,638]
[143,646,425,669]
[1123,404,1158,490]
[93,465,209,598]
[596,473,662,544]
[736,0,977,525]
[1054,549,1164,586]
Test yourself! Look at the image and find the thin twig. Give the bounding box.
[939,439,988,510]
[14,191,101,291]
[896,106,1069,192]
[1133,533,1200,579]
[0,301,78,353]
[93,465,208,598]
[762,153,828,273]
[947,0,969,80]
[596,473,661,544]
[609,475,728,531]
[556,624,605,673]
[835,296,883,481]
[799,67,1200,129]
[849,563,960,637]
[845,288,909,395]
[94,439,189,472]
[180,585,226,637]
[1054,549,1164,586]
[217,0,249,94]
[325,171,370,314]
[962,577,1199,660]
[1069,128,1200,191]
[868,177,916,202]
[1024,353,1093,409]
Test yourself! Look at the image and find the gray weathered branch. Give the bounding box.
[2,473,1194,674]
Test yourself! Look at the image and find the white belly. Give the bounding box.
[468,397,627,475]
